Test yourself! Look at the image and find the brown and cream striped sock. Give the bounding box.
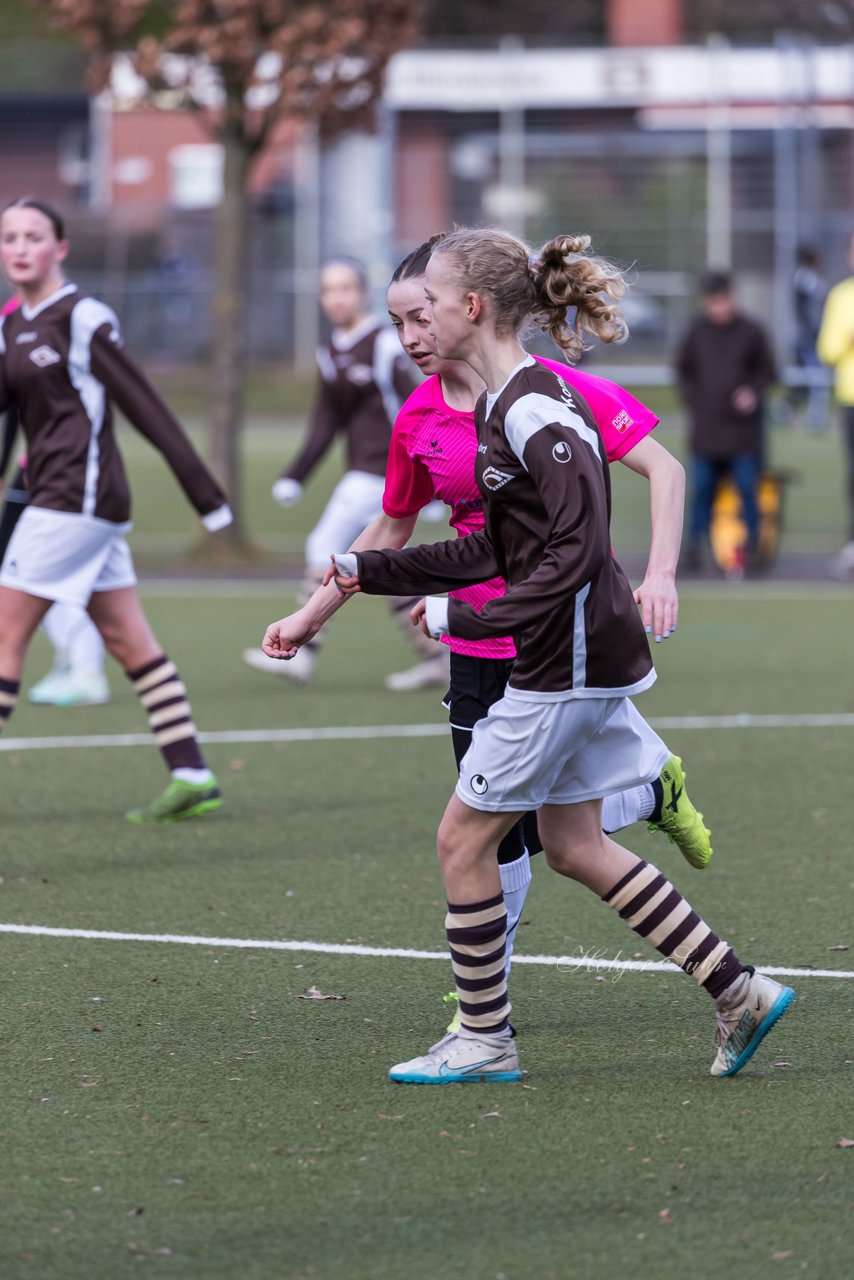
[446,891,511,1035]
[127,654,208,774]
[0,676,20,732]
[602,859,744,999]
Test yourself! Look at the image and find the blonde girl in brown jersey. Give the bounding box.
[0,198,228,822]
[324,228,793,1084]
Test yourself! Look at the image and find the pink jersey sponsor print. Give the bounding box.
[382,360,658,659]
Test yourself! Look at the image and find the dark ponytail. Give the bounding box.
[390,233,448,285]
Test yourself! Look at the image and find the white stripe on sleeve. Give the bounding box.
[68,298,120,518]
[503,392,602,470]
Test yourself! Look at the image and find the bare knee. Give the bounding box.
[436,812,492,879]
[88,592,160,672]
[543,833,605,881]
[92,615,125,663]
[437,813,465,871]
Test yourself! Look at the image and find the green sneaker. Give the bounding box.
[648,755,712,871]
[126,776,223,824]
[443,991,461,1034]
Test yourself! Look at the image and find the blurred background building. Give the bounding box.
[0,0,852,372]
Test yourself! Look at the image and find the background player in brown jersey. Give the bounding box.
[0,197,230,822]
[0,296,110,708]
[320,228,793,1085]
[241,256,449,691]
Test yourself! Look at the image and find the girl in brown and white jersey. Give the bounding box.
[241,255,445,691]
[0,197,230,823]
[324,228,794,1084]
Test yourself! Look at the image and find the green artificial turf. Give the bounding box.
[2,586,853,1278]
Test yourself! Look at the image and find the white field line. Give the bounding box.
[3,712,854,753]
[0,922,850,980]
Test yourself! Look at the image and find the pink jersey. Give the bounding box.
[382,356,659,659]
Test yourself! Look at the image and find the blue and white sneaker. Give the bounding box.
[389,1030,522,1085]
[711,969,795,1077]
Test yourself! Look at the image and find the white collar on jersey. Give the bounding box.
[484,354,536,417]
[21,282,79,321]
[331,313,381,351]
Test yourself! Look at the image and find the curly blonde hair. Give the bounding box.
[431,228,628,362]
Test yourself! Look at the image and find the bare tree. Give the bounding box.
[38,0,425,550]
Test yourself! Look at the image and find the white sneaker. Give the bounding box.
[831,541,854,581]
[28,670,110,707]
[389,1030,522,1084]
[242,647,315,684]
[385,652,450,692]
[710,969,795,1078]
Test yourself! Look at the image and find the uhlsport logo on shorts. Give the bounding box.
[470,774,489,795]
[29,345,62,368]
[481,466,513,492]
[552,441,572,463]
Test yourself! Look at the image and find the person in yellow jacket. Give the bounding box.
[818,233,854,576]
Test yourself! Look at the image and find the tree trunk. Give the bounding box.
[209,94,251,550]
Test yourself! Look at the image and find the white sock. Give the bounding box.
[172,767,214,785]
[500,850,532,977]
[43,603,105,676]
[602,783,657,834]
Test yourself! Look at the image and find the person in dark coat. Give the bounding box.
[676,271,776,567]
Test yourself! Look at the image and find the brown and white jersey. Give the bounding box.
[0,284,228,526]
[282,316,419,484]
[353,356,654,699]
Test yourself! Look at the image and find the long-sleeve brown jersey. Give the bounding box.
[281,317,419,485]
[0,284,228,526]
[352,357,654,699]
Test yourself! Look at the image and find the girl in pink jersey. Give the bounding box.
[263,236,711,987]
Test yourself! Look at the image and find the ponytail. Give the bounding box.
[431,227,629,362]
[527,235,628,361]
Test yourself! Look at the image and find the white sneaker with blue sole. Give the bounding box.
[389,1030,522,1084]
[711,969,795,1077]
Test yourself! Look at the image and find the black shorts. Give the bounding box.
[444,651,516,732]
[444,651,542,861]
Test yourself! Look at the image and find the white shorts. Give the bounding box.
[305,471,386,570]
[456,692,668,813]
[0,507,137,608]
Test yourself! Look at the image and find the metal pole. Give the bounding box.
[89,90,113,214]
[705,34,732,270]
[773,33,800,370]
[498,36,526,236]
[293,120,321,371]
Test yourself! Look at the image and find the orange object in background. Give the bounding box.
[709,470,796,576]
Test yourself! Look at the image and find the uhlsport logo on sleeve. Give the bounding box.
[552,441,572,463]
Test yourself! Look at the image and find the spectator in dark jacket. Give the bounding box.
[676,271,776,567]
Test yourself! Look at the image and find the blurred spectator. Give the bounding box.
[792,245,829,433]
[676,270,776,570]
[818,233,854,578]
